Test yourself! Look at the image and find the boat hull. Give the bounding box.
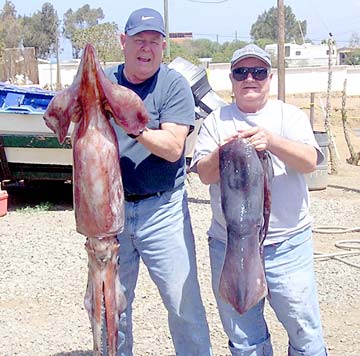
[0,83,73,182]
[0,112,73,181]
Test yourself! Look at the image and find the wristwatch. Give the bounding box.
[127,129,144,139]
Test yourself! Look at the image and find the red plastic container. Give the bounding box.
[0,190,8,217]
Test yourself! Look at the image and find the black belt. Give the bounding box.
[124,191,163,202]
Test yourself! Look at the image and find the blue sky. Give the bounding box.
[5,0,360,59]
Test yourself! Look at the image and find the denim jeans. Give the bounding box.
[209,228,327,356]
[116,185,212,356]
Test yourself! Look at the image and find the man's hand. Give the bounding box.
[237,127,272,151]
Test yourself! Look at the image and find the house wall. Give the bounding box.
[265,43,338,68]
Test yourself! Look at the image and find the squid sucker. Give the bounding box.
[219,138,273,314]
[43,43,149,355]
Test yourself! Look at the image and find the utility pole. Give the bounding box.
[55,23,62,91]
[277,0,285,101]
[164,0,170,58]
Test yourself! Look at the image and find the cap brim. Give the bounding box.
[127,26,165,37]
[232,54,271,68]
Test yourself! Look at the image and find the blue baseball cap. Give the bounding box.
[231,44,272,68]
[125,8,166,37]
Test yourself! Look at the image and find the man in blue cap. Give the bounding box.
[191,44,328,356]
[105,8,212,356]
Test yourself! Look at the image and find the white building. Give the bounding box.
[265,43,337,67]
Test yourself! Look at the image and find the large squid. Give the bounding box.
[43,44,149,355]
[219,138,273,314]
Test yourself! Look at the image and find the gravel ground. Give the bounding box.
[0,166,360,356]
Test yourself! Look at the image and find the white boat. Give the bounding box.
[0,83,73,181]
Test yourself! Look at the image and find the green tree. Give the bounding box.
[254,38,274,49]
[22,3,59,59]
[166,40,199,63]
[344,49,360,65]
[191,39,221,58]
[250,6,306,44]
[63,5,104,58]
[167,39,219,62]
[168,38,248,64]
[72,22,123,63]
[212,40,248,63]
[0,0,23,49]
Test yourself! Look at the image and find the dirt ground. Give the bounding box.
[0,92,360,356]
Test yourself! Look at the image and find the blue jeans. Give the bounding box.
[116,185,212,356]
[209,229,327,356]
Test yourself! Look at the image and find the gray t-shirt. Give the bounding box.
[191,100,323,245]
[105,64,195,195]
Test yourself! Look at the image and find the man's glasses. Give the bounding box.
[232,67,269,81]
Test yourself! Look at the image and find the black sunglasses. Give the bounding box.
[232,67,269,81]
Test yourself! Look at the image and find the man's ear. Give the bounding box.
[120,33,126,50]
[229,72,234,83]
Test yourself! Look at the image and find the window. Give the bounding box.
[285,46,290,57]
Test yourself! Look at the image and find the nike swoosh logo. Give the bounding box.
[141,16,155,20]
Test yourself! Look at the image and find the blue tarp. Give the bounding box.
[0,82,55,113]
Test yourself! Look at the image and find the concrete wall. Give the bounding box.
[38,61,79,90]
[38,61,122,90]
[38,61,360,96]
[208,63,360,96]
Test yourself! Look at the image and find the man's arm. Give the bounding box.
[196,147,221,185]
[239,127,318,174]
[136,122,189,162]
[267,134,318,174]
